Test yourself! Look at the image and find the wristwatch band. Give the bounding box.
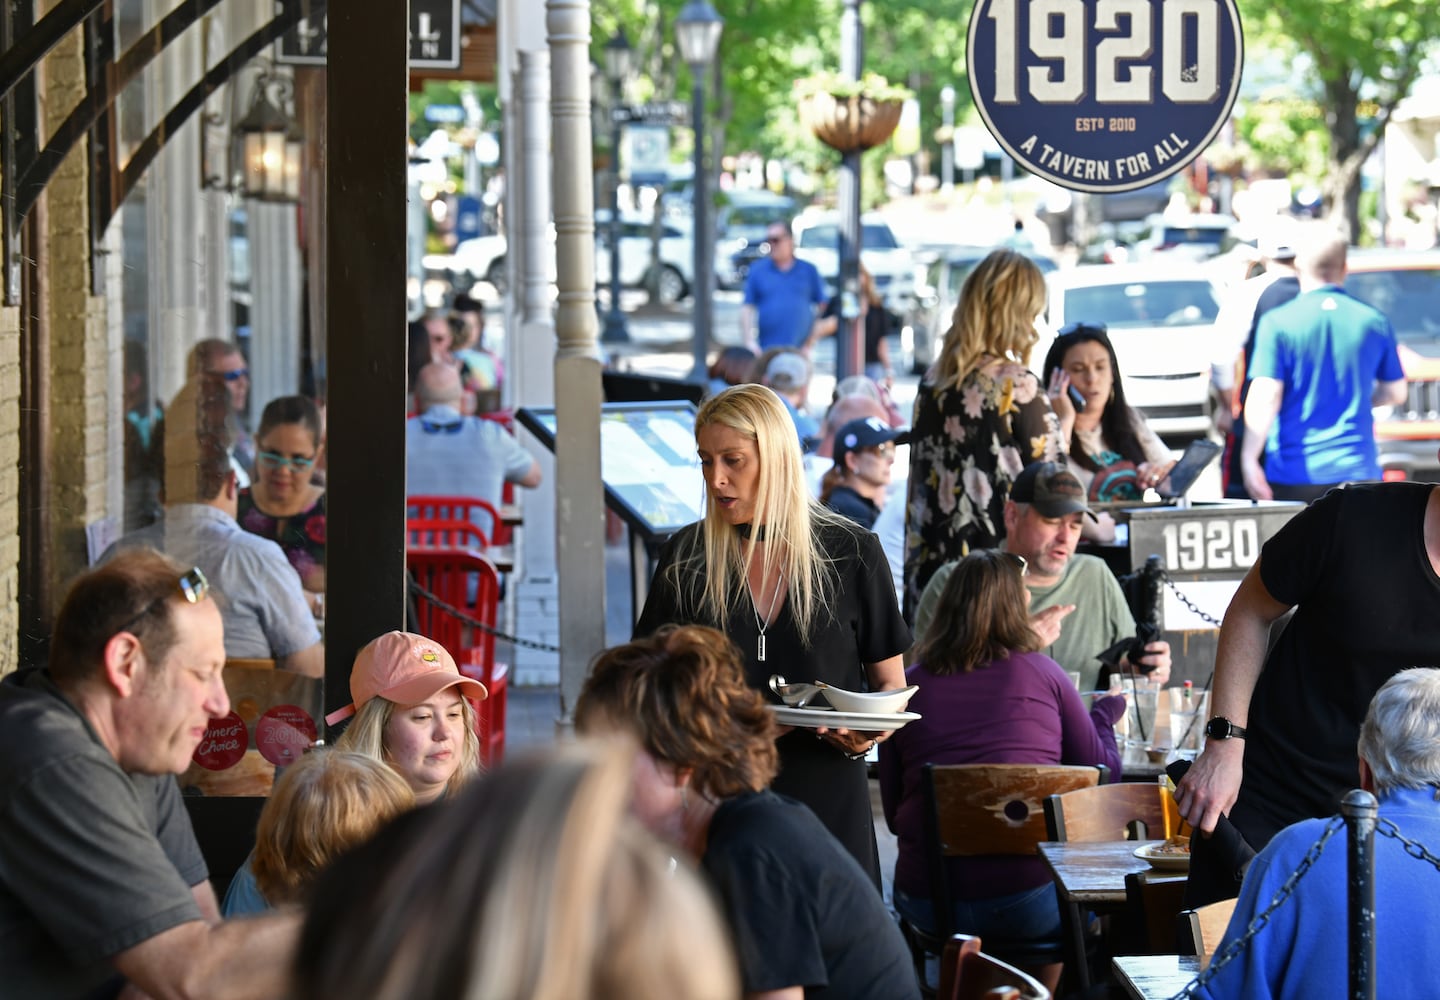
[1206,716,1248,740]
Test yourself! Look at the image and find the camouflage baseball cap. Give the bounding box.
[1009,461,1098,521]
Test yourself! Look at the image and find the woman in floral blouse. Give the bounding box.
[238,395,327,610]
[902,249,1069,619]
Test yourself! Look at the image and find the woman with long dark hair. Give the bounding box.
[1041,322,1174,511]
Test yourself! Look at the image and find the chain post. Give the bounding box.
[1342,789,1378,1000]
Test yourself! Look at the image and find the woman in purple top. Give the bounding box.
[878,548,1125,992]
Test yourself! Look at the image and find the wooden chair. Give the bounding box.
[1044,781,1169,842]
[407,494,508,545]
[406,547,507,766]
[937,935,1051,1000]
[905,764,1106,993]
[1121,870,1189,954]
[1177,897,1238,958]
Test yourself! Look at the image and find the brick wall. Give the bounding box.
[40,17,112,608]
[0,309,18,675]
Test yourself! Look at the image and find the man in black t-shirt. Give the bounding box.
[1174,479,1440,904]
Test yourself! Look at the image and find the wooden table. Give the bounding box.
[1039,840,1163,991]
[1112,955,1204,1000]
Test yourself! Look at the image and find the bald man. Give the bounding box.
[1241,226,1406,502]
[406,363,541,538]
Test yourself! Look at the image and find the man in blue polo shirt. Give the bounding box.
[1240,226,1406,502]
[740,219,828,351]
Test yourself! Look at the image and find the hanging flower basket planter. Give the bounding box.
[795,73,912,154]
[801,92,904,153]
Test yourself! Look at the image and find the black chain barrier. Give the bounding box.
[406,576,562,653]
[1168,816,1344,998]
[1162,572,1225,630]
[1162,815,1440,998]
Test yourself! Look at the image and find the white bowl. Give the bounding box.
[816,682,919,715]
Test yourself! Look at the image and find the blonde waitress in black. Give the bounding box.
[635,384,911,889]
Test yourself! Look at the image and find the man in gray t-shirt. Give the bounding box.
[0,548,298,998]
[915,461,1171,693]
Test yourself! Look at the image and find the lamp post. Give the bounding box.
[677,0,724,384]
[940,85,956,194]
[601,30,634,343]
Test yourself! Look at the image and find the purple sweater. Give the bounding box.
[878,650,1126,900]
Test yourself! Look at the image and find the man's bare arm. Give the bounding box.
[277,642,324,679]
[1373,378,1407,407]
[1241,376,1282,500]
[1173,558,1290,833]
[112,909,302,1000]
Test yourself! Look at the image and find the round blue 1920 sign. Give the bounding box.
[967,0,1244,193]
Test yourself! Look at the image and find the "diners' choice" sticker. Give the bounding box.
[192,711,249,771]
[255,704,318,767]
[966,0,1243,192]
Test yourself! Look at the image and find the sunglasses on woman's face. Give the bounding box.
[1006,552,1029,577]
[1056,321,1109,339]
[257,451,316,471]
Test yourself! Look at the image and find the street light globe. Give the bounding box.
[675,0,724,67]
[604,28,634,83]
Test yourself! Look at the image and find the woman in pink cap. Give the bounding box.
[331,630,486,804]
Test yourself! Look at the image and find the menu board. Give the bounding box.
[518,402,704,541]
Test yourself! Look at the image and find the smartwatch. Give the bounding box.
[1205,717,1248,740]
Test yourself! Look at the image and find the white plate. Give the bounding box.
[1134,842,1191,872]
[769,705,921,732]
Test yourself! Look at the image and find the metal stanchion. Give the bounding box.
[1341,788,1378,1000]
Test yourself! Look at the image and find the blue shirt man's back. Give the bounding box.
[743,256,827,350]
[1250,285,1403,485]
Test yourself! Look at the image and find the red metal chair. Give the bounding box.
[405,516,490,551]
[407,494,509,545]
[406,547,507,766]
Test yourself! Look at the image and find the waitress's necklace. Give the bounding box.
[749,568,784,662]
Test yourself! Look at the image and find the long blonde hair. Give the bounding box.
[669,384,850,642]
[933,249,1047,392]
[293,745,739,1000]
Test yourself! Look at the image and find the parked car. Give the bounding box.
[902,245,1059,375]
[1344,249,1440,481]
[1041,264,1223,437]
[424,233,510,294]
[791,211,916,314]
[1131,213,1240,262]
[594,210,693,304]
[715,191,797,289]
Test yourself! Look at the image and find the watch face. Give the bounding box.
[1206,718,1229,739]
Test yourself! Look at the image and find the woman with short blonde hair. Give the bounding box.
[251,750,413,905]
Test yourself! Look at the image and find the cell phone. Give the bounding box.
[1067,384,1087,413]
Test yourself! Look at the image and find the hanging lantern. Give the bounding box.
[235,71,302,203]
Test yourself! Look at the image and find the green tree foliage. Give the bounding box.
[1240,0,1440,240]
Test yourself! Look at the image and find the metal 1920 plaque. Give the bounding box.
[1127,501,1302,580]
[966,0,1243,193]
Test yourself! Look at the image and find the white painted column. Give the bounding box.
[547,0,606,724]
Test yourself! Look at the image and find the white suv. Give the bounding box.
[792,212,915,313]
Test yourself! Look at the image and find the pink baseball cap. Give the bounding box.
[325,631,487,725]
